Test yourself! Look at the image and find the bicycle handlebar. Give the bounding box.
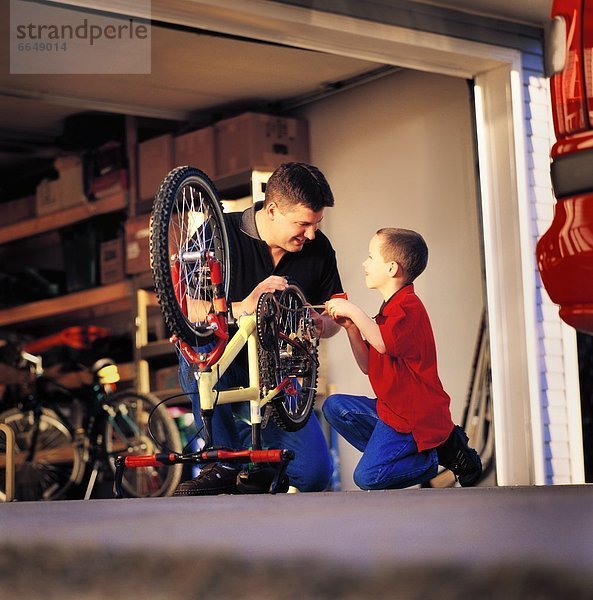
[114,448,295,497]
[122,448,294,468]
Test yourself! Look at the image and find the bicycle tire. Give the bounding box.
[0,407,83,501]
[151,166,230,346]
[104,390,183,498]
[270,285,318,431]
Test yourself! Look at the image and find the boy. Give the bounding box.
[324,227,482,489]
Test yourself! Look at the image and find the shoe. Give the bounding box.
[236,467,290,495]
[437,425,482,487]
[172,463,240,496]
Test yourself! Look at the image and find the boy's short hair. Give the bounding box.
[376,227,428,284]
[264,162,334,212]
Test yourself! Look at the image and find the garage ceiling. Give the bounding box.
[0,0,551,194]
[0,1,385,188]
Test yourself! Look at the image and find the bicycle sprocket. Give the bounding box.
[256,292,280,352]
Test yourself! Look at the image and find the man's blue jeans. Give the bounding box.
[179,354,332,492]
[323,394,438,489]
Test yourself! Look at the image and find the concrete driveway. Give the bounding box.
[1,485,592,598]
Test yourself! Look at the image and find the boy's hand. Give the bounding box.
[325,298,355,329]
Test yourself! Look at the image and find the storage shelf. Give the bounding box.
[0,281,133,328]
[139,339,176,360]
[0,192,127,245]
[214,167,271,200]
[0,168,266,395]
[152,387,188,403]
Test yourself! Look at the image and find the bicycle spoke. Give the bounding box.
[152,167,230,348]
[264,285,318,431]
[103,391,182,497]
[0,408,80,501]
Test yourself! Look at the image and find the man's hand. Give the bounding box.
[236,275,289,315]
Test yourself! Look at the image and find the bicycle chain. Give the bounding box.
[256,292,279,351]
[258,348,277,428]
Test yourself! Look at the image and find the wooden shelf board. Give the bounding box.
[0,281,133,327]
[139,339,176,360]
[0,193,127,245]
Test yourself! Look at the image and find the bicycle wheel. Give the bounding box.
[151,166,230,346]
[266,285,318,431]
[104,391,183,498]
[0,407,82,501]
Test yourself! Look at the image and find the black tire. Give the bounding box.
[151,166,230,346]
[0,407,83,501]
[270,285,318,431]
[104,391,183,498]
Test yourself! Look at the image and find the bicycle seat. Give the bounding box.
[91,358,120,385]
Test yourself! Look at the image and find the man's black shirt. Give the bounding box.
[224,201,343,307]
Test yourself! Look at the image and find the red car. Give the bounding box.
[537,0,593,334]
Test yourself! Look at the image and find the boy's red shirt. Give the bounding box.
[368,284,453,451]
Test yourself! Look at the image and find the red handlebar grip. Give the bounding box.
[125,455,162,467]
[124,453,176,468]
[249,449,284,462]
[200,449,285,463]
[330,292,348,300]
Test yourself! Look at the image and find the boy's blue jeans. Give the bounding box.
[323,394,438,490]
[179,354,332,492]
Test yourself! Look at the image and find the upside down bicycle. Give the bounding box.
[115,166,322,495]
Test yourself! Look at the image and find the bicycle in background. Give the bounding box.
[0,339,183,502]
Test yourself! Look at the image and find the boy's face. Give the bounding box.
[268,201,325,252]
[363,234,395,290]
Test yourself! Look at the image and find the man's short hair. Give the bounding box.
[376,227,428,284]
[264,162,334,212]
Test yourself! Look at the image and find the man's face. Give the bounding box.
[269,202,325,252]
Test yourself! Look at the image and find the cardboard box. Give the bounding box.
[35,158,86,216]
[54,155,81,171]
[100,237,125,284]
[35,178,61,216]
[139,134,173,201]
[215,112,309,177]
[154,365,180,391]
[57,161,87,210]
[89,169,128,200]
[0,195,36,227]
[125,213,151,274]
[174,127,216,177]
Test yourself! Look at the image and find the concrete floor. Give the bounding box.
[1,485,593,598]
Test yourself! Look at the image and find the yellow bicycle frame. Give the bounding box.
[194,313,288,443]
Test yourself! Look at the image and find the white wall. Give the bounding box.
[297,69,484,489]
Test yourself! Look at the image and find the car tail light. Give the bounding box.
[550,0,588,136]
[582,2,593,123]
